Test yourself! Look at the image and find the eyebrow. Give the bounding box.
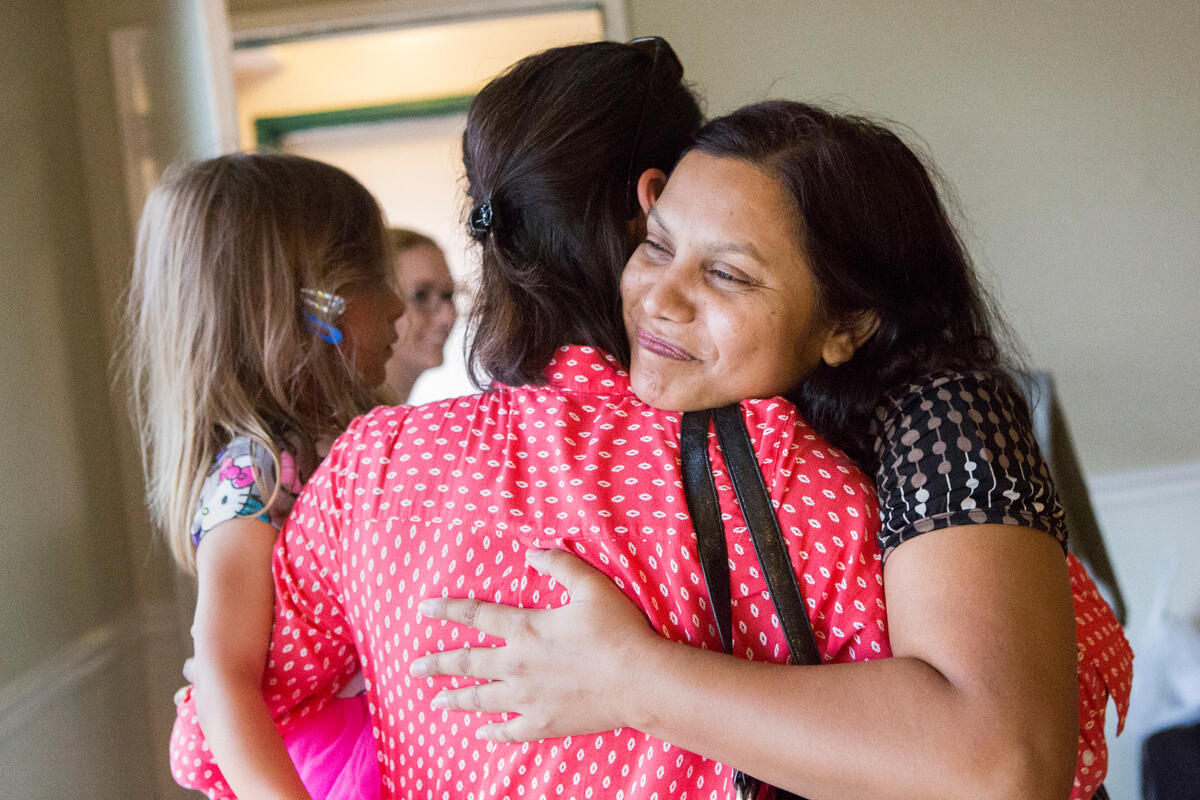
[647,206,767,263]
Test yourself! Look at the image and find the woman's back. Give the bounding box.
[258,345,890,798]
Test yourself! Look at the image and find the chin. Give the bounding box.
[630,374,677,411]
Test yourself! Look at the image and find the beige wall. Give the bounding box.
[234,10,604,147]
[0,0,164,795]
[0,0,226,796]
[628,0,1200,478]
[623,5,1200,795]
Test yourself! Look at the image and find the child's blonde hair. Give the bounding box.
[123,153,396,573]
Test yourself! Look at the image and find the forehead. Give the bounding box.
[395,245,452,283]
[657,152,799,255]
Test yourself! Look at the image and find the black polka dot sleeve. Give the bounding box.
[870,370,1068,560]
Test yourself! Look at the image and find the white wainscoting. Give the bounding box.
[1088,460,1200,800]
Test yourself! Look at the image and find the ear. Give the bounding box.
[636,168,668,215]
[821,310,881,367]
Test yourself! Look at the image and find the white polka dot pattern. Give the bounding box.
[169,346,890,799]
[871,370,1068,558]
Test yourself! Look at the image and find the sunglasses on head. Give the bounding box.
[624,36,684,212]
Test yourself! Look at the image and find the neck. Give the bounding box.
[386,363,423,404]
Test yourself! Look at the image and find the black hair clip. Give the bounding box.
[468,200,494,235]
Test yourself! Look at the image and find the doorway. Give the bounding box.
[230,3,621,402]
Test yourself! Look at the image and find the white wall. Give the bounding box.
[1090,465,1200,799]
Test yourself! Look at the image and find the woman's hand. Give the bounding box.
[410,548,658,742]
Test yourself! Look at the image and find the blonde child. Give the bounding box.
[123,153,404,799]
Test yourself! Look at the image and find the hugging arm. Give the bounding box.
[417,527,1078,800]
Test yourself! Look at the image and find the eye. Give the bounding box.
[641,237,672,259]
[706,264,754,286]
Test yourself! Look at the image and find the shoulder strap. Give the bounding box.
[681,408,733,653]
[711,404,822,667]
[681,405,815,800]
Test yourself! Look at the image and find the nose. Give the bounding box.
[640,263,694,323]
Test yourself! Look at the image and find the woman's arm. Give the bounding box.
[192,517,312,800]
[415,527,1078,800]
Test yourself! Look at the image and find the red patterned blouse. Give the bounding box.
[170,345,890,799]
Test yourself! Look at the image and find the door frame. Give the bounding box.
[229,0,629,46]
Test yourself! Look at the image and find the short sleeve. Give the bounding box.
[191,436,301,548]
[870,371,1068,559]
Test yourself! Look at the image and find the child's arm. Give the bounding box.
[192,517,312,800]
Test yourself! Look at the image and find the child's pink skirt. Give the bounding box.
[283,692,381,800]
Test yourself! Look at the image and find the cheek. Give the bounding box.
[711,306,799,394]
[620,263,648,310]
[708,306,757,360]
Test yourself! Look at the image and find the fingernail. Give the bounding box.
[475,727,492,740]
[525,549,546,565]
[431,691,448,709]
[417,599,435,616]
[409,658,428,677]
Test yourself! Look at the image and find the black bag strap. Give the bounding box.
[710,404,822,668]
[681,408,734,651]
[681,404,816,800]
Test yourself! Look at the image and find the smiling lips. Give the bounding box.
[637,329,695,361]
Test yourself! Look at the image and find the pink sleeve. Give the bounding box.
[169,686,233,799]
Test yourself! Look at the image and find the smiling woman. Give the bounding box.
[415,101,1131,800]
[383,229,457,402]
[623,150,875,412]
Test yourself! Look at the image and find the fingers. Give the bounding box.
[430,680,513,714]
[418,596,526,638]
[475,717,542,744]
[411,645,503,680]
[525,548,605,591]
[428,686,551,744]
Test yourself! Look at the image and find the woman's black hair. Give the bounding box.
[693,100,1023,469]
[463,40,703,388]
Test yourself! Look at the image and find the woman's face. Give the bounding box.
[387,245,457,376]
[623,151,838,412]
[339,279,405,387]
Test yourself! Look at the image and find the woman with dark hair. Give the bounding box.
[416,102,1132,800]
[230,43,901,799]
[462,38,701,385]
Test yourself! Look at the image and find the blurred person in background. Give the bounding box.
[384,228,458,402]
